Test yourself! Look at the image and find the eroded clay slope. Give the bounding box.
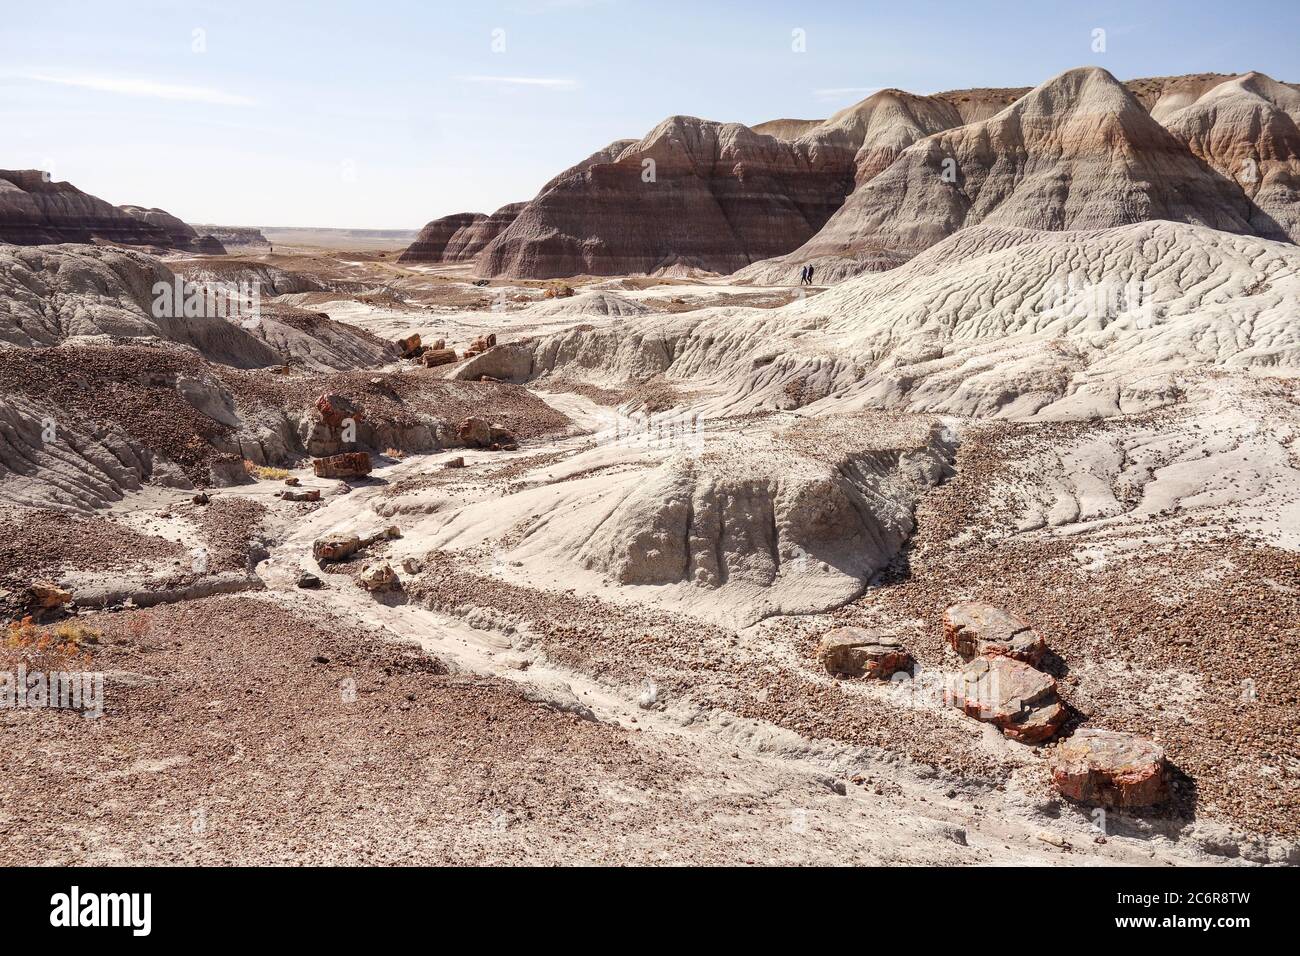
[412,411,953,625]
[526,221,1300,420]
[737,67,1261,284]
[1161,72,1300,243]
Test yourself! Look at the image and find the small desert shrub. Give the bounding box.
[2,618,97,672]
[243,459,291,481]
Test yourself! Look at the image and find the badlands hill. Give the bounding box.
[400,68,1300,282]
[1,170,171,247]
[118,205,227,254]
[427,87,1019,278]
[737,68,1279,283]
[0,170,223,252]
[399,202,526,264]
[0,243,394,369]
[475,116,856,277]
[1160,72,1300,243]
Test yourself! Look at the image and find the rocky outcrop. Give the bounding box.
[118,205,225,253]
[1049,729,1168,807]
[188,224,270,247]
[0,170,174,247]
[739,67,1258,283]
[451,342,532,383]
[540,416,956,624]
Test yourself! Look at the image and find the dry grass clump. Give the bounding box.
[2,618,97,671]
[243,460,291,481]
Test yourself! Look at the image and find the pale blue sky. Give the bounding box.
[3,0,1296,228]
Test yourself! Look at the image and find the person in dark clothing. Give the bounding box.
[806,265,815,286]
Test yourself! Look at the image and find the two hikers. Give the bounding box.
[797,264,816,285]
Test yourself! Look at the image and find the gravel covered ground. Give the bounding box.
[0,508,185,596]
[215,365,571,442]
[2,245,1294,865]
[0,595,1018,866]
[833,420,1300,840]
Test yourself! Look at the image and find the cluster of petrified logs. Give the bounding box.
[395,332,498,373]
[817,602,1168,809]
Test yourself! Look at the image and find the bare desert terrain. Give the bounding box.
[2,229,1297,866]
[2,64,1298,868]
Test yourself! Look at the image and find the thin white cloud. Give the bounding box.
[19,72,254,106]
[455,74,579,91]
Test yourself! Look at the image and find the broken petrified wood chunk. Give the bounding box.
[314,393,363,429]
[457,416,493,447]
[281,489,321,502]
[465,332,497,356]
[943,601,1046,666]
[28,581,72,609]
[396,333,422,358]
[443,456,465,469]
[1048,728,1168,807]
[488,424,517,450]
[816,627,914,679]
[358,561,400,593]
[312,452,372,479]
[421,348,457,367]
[949,656,1066,744]
[313,533,363,564]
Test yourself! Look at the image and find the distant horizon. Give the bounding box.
[5,0,1298,230]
